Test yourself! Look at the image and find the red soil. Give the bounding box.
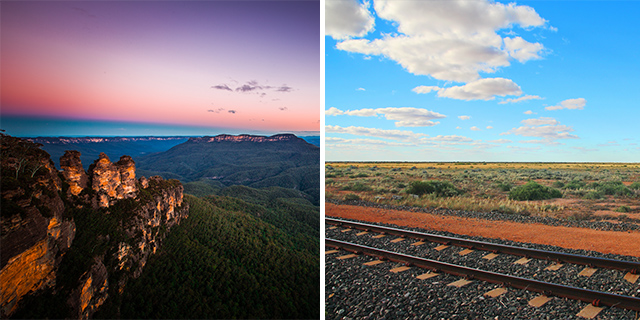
[326,203,640,258]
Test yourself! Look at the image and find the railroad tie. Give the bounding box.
[514,257,531,265]
[576,304,603,319]
[341,228,352,233]
[390,237,405,243]
[416,272,439,280]
[356,231,368,236]
[411,241,425,246]
[363,260,385,266]
[484,287,508,298]
[528,295,552,307]
[447,279,472,288]
[623,272,639,284]
[389,266,411,273]
[434,244,449,251]
[545,262,564,271]
[337,254,358,260]
[325,249,339,255]
[578,267,598,277]
[482,253,499,260]
[458,249,474,256]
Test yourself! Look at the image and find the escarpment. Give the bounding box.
[1,134,188,319]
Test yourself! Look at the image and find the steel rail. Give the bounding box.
[326,217,640,273]
[326,238,640,311]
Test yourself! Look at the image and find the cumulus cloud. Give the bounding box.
[325,107,446,127]
[413,78,522,101]
[470,126,481,131]
[326,137,410,147]
[546,98,586,110]
[521,117,559,126]
[228,110,237,114]
[326,0,375,39]
[427,135,473,142]
[502,117,578,142]
[356,87,366,91]
[458,115,471,120]
[332,0,548,82]
[523,110,535,115]
[487,139,512,143]
[499,95,543,104]
[326,125,427,141]
[486,126,493,129]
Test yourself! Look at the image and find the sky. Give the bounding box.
[1,1,319,137]
[325,0,640,162]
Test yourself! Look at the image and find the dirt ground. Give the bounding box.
[326,202,640,258]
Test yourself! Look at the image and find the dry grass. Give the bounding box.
[325,162,640,220]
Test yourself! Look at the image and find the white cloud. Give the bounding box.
[487,139,512,143]
[521,117,559,126]
[324,107,446,127]
[503,36,544,62]
[415,78,522,101]
[458,115,471,120]
[326,137,410,147]
[326,125,427,141]
[503,117,578,141]
[412,86,440,94]
[486,126,493,129]
[545,98,586,111]
[326,0,375,39]
[499,95,543,104]
[333,0,548,82]
[470,126,481,131]
[456,126,462,129]
[523,110,535,115]
[356,87,366,91]
[427,135,473,142]
[325,107,345,116]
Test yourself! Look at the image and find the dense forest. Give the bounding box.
[97,194,320,319]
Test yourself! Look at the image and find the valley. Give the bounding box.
[2,133,319,319]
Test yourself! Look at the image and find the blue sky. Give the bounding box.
[325,0,640,162]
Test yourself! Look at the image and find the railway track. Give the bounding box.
[326,217,640,273]
[325,218,640,319]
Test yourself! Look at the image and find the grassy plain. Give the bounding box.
[325,162,640,223]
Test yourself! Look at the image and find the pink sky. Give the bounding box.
[1,1,319,134]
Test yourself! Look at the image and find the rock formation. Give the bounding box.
[60,150,89,196]
[86,153,138,208]
[1,135,75,316]
[1,134,188,319]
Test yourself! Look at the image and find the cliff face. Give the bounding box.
[1,134,188,319]
[1,135,75,317]
[188,133,300,143]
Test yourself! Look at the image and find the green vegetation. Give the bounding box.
[135,137,319,205]
[509,181,562,201]
[406,180,461,197]
[106,195,319,319]
[344,193,361,201]
[615,205,632,213]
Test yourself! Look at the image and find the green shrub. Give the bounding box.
[614,205,631,213]
[564,180,586,190]
[496,182,512,192]
[596,181,632,196]
[341,182,372,192]
[551,181,565,188]
[508,181,562,201]
[344,193,360,201]
[583,191,603,200]
[405,180,460,197]
[629,182,640,190]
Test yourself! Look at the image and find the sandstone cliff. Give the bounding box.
[1,134,188,319]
